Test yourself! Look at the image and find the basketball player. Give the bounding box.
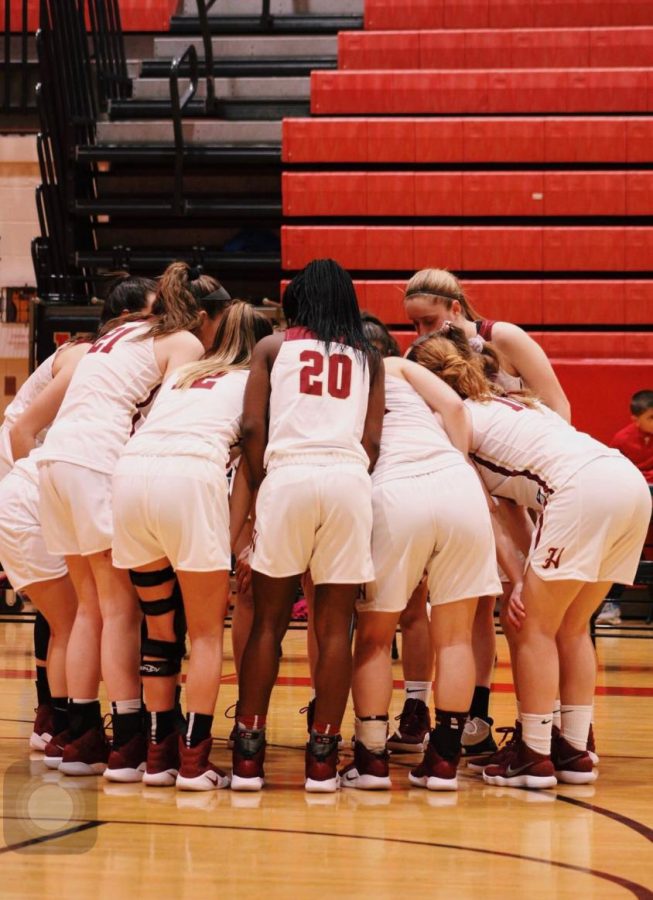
[341,349,502,791]
[231,259,384,793]
[112,302,272,790]
[2,276,156,752]
[32,262,230,779]
[408,327,651,787]
[403,268,571,759]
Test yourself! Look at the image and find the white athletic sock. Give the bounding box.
[405,681,431,706]
[71,698,97,705]
[112,698,142,715]
[310,689,316,702]
[521,712,553,756]
[355,717,388,754]
[552,700,562,730]
[561,704,593,751]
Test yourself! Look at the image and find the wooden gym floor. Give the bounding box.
[0,614,652,899]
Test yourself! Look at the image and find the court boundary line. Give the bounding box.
[0,820,103,855]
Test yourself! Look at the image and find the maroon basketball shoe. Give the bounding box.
[409,739,460,791]
[59,725,110,776]
[387,698,430,754]
[467,722,522,774]
[104,732,147,783]
[231,728,266,792]
[483,737,557,789]
[305,732,340,793]
[340,740,391,790]
[551,728,597,785]
[30,703,54,752]
[43,730,72,769]
[143,731,180,787]
[176,737,231,791]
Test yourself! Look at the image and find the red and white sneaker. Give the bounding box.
[104,732,147,783]
[409,740,460,791]
[59,726,110,776]
[231,728,266,792]
[176,737,231,791]
[340,741,391,790]
[483,738,557,789]
[587,723,599,767]
[387,699,430,754]
[305,733,340,793]
[551,729,597,785]
[30,703,54,752]
[43,730,71,769]
[143,732,180,787]
[467,722,521,775]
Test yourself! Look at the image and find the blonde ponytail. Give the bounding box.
[175,300,273,389]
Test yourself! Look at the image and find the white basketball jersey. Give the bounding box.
[123,368,248,467]
[0,352,56,474]
[265,327,370,469]
[39,321,161,475]
[373,374,463,485]
[467,396,620,510]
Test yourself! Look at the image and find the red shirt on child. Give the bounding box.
[611,422,653,484]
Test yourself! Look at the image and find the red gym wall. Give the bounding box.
[281,0,653,444]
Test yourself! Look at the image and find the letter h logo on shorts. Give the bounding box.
[542,547,564,570]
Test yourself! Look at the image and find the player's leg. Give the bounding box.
[410,597,478,791]
[232,571,297,791]
[389,580,433,754]
[175,569,231,791]
[32,612,53,750]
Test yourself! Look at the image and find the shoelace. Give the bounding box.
[495,726,517,748]
[224,702,238,720]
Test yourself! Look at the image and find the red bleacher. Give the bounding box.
[311,69,652,115]
[364,0,653,30]
[339,27,653,70]
[10,0,175,31]
[282,226,653,272]
[283,117,653,163]
[283,171,653,217]
[281,2,653,442]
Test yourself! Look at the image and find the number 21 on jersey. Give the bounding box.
[299,350,352,399]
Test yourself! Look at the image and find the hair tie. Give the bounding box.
[468,335,485,353]
[188,264,203,281]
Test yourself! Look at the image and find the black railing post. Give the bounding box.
[196,0,217,113]
[261,0,273,28]
[170,45,199,216]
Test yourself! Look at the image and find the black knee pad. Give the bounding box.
[139,580,186,676]
[129,565,175,588]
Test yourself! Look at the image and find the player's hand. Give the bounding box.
[506,581,526,630]
[236,546,252,595]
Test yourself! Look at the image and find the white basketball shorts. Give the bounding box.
[358,464,502,614]
[39,460,113,556]
[112,455,231,572]
[252,460,374,585]
[0,470,67,590]
[529,455,652,583]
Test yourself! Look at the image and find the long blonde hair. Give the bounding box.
[175,300,273,389]
[407,325,537,407]
[404,268,481,322]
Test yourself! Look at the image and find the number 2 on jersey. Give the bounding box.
[299,350,352,399]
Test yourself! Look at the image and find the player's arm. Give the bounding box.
[229,456,255,551]
[155,330,204,378]
[241,334,281,488]
[361,352,385,472]
[491,323,571,423]
[386,355,469,456]
[10,342,90,462]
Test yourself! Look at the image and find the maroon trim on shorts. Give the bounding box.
[471,453,555,499]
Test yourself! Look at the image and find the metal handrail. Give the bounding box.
[88,0,131,112]
[170,44,200,216]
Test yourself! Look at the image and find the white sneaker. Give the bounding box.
[596,601,622,626]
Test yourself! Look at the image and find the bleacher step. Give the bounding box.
[153,35,337,60]
[108,98,309,120]
[181,0,363,15]
[141,57,336,78]
[169,15,363,35]
[131,77,310,101]
[96,119,282,145]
